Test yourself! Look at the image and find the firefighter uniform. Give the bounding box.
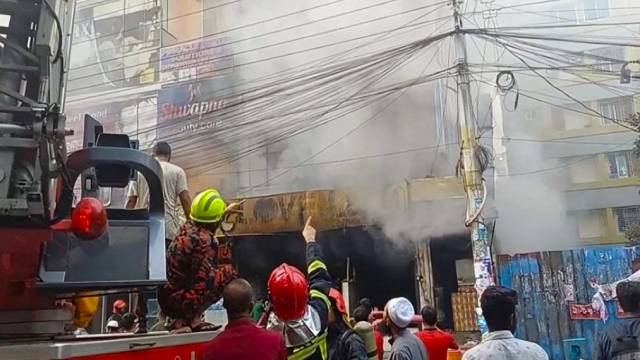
[267,241,333,360]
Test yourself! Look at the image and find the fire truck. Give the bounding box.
[0,0,217,358]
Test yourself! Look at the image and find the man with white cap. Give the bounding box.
[379,297,428,360]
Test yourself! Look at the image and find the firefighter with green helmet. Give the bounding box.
[158,189,241,334]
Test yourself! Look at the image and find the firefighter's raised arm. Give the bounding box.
[302,217,332,292]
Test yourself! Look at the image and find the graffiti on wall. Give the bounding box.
[498,247,640,360]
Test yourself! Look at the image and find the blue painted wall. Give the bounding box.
[498,246,640,360]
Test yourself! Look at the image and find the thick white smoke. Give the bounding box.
[214,0,467,242]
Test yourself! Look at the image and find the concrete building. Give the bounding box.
[489,0,640,249]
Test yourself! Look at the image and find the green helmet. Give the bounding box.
[190,189,226,223]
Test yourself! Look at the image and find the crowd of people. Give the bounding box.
[107,140,640,360]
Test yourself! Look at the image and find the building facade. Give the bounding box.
[497,0,640,248]
[66,0,238,197]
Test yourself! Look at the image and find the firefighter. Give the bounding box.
[158,189,240,333]
[106,299,127,329]
[267,217,332,360]
[327,288,368,360]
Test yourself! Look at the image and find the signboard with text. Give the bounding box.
[568,302,600,320]
[156,76,233,140]
[159,36,234,82]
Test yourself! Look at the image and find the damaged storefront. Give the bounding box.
[226,177,482,338]
[227,189,419,312]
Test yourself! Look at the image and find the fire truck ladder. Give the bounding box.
[0,0,167,339]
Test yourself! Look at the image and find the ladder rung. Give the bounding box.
[0,64,38,72]
[0,105,34,114]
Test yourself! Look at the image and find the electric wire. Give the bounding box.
[67,0,450,76]
[67,14,453,97]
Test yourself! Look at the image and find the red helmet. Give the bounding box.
[113,299,127,313]
[329,288,347,315]
[268,263,308,321]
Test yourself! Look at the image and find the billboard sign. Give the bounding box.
[65,97,157,153]
[67,6,160,96]
[157,76,233,139]
[159,36,234,82]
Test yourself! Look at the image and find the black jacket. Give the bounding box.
[328,322,368,360]
[283,242,333,360]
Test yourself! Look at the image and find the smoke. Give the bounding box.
[216,0,468,242]
[493,104,580,255]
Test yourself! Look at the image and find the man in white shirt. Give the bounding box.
[126,141,191,333]
[462,286,549,360]
[126,141,191,246]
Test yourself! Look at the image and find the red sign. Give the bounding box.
[569,302,600,320]
[70,342,207,360]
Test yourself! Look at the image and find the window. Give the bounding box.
[607,151,640,179]
[607,151,630,179]
[615,206,640,233]
[599,97,634,125]
[581,0,611,21]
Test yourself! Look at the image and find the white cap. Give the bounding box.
[386,297,414,328]
[107,320,119,328]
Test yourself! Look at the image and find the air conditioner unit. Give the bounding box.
[525,110,535,121]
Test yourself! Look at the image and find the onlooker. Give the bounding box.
[251,298,264,323]
[121,313,139,333]
[462,286,548,360]
[353,306,383,360]
[632,258,640,274]
[201,279,287,360]
[415,305,458,360]
[327,289,368,360]
[126,141,191,245]
[595,281,640,360]
[105,320,120,334]
[379,297,428,360]
[106,299,127,330]
[149,311,170,332]
[125,175,149,210]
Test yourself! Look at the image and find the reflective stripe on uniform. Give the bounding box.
[287,290,331,360]
[289,331,328,360]
[308,260,327,274]
[309,289,331,310]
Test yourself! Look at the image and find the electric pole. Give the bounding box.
[451,0,494,336]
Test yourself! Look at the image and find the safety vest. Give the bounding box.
[286,289,331,360]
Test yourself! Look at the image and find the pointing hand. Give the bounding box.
[302,217,316,243]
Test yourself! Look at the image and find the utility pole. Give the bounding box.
[451,0,494,336]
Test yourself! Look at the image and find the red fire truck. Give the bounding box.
[0,0,218,358]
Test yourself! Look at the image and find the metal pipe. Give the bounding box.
[0,123,31,136]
